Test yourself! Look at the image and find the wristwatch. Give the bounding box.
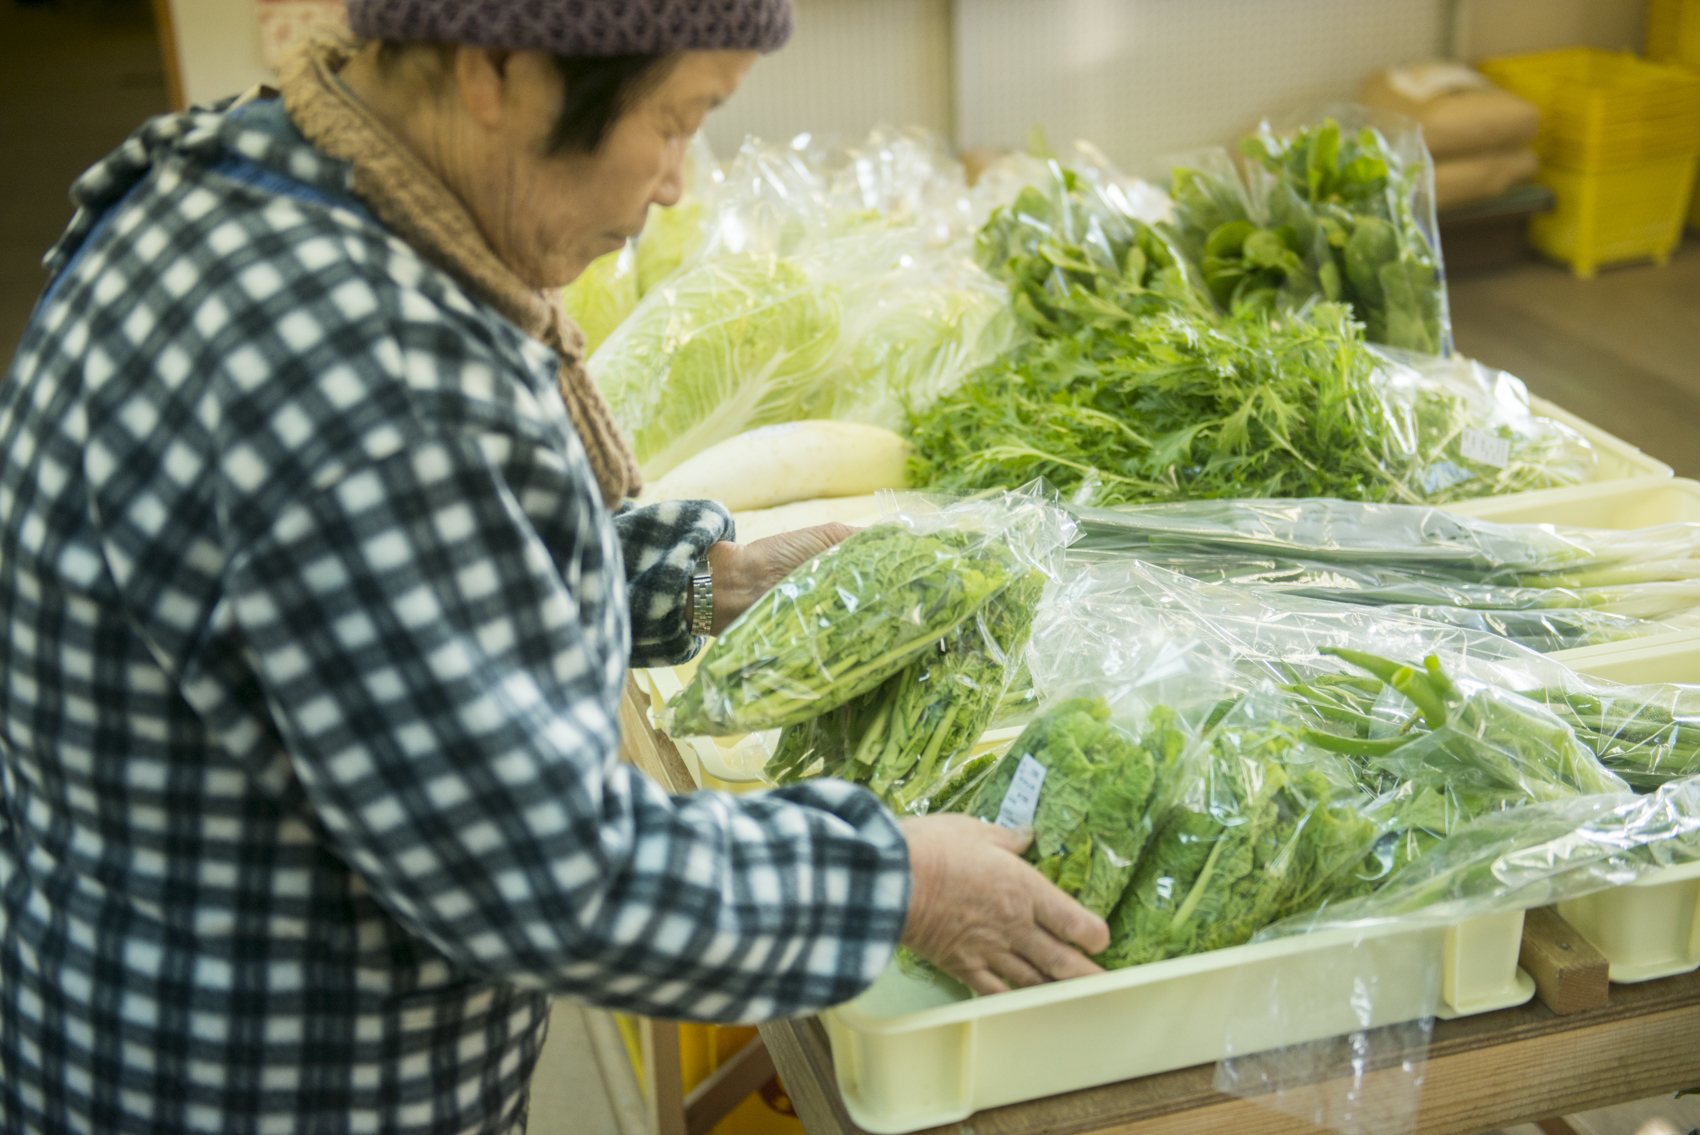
[688,554,714,637]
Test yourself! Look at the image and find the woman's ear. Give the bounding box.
[454,46,512,130]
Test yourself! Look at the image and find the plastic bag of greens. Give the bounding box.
[593,129,1012,480]
[1033,560,1700,800]
[965,697,1184,918]
[1097,691,1383,968]
[665,488,1073,737]
[1166,106,1451,354]
[1371,347,1597,500]
[1064,496,1700,650]
[765,570,1044,813]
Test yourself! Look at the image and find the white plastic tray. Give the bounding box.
[1554,638,1700,983]
[823,911,1531,1134]
[1448,475,1700,527]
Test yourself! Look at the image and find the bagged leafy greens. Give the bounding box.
[967,698,1179,917]
[1166,110,1450,354]
[906,157,1595,508]
[666,489,1072,736]
[1098,695,1382,968]
[1066,496,1700,651]
[765,570,1044,812]
[592,133,1014,480]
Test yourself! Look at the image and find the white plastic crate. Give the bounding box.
[822,911,1532,1134]
[1448,476,1700,527]
[1554,637,1700,984]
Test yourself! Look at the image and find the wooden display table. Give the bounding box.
[618,677,1700,1135]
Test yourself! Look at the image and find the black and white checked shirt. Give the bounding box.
[0,100,910,1134]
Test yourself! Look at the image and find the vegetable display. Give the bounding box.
[906,162,1593,508]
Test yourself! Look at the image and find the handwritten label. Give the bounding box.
[994,755,1048,831]
[1460,428,1511,469]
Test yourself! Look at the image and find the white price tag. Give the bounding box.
[1460,428,1511,469]
[994,755,1048,831]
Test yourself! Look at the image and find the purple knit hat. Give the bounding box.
[345,0,793,56]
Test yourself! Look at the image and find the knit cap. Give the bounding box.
[345,0,793,56]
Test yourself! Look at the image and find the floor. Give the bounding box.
[1449,239,1700,480]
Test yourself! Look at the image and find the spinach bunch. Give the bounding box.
[969,699,1181,917]
[668,524,1018,736]
[1241,121,1445,355]
[1097,715,1380,969]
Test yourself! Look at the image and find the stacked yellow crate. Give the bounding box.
[1478,48,1700,277]
[1648,0,1700,229]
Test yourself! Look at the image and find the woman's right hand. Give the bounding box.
[899,814,1111,995]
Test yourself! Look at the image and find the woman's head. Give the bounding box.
[338,0,790,287]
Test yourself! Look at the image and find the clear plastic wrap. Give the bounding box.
[592,133,1014,479]
[665,488,1072,737]
[1066,496,1700,648]
[1165,106,1451,355]
[1026,561,1700,1134]
[764,571,1043,813]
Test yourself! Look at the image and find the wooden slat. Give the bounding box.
[1520,907,1610,1016]
[684,1034,778,1135]
[640,1016,689,1135]
[762,971,1700,1135]
[618,677,697,795]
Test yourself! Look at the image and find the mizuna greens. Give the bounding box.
[667,492,1070,737]
[907,162,1589,507]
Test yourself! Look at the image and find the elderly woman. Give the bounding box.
[0,1,1108,1130]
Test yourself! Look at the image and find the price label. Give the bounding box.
[1460,428,1511,469]
[995,755,1048,831]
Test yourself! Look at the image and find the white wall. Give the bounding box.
[1454,0,1650,60]
[161,0,1657,165]
[169,0,272,107]
[955,0,1448,176]
[701,0,954,157]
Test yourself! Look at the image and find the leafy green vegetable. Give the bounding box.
[667,524,1021,736]
[765,572,1045,812]
[910,301,1421,505]
[594,252,843,479]
[1215,118,1446,353]
[969,699,1179,917]
[1098,712,1379,968]
[636,199,708,295]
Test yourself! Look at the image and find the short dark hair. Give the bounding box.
[373,43,678,156]
[549,54,679,154]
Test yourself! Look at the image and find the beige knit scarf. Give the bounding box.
[277,32,642,507]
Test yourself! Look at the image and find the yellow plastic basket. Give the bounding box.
[1530,153,1699,277]
[1479,48,1700,169]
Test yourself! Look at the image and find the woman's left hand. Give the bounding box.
[703,523,854,634]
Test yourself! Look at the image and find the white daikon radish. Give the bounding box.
[643,421,909,512]
[730,494,886,543]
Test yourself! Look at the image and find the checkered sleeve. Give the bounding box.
[614,501,733,667]
[226,431,912,1021]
